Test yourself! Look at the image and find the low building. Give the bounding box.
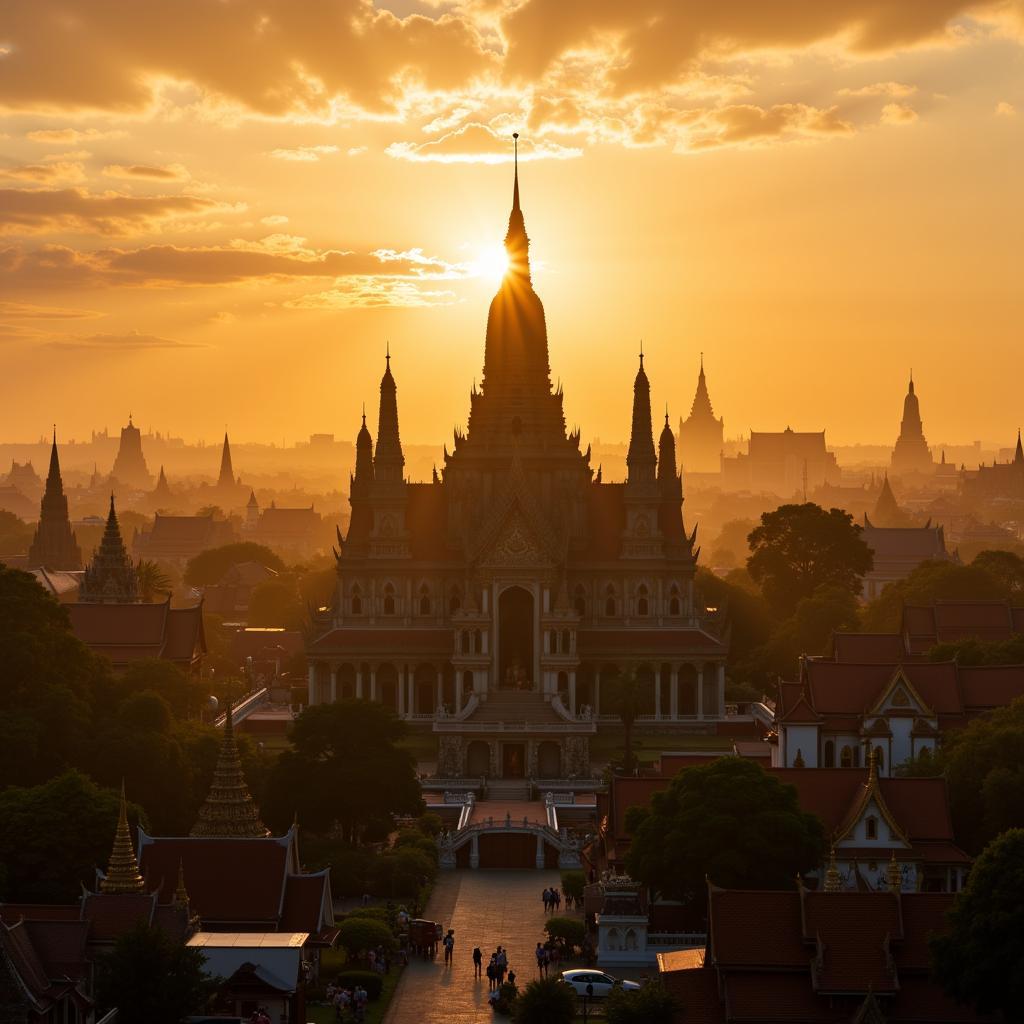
[861,516,957,600]
[721,428,840,496]
[133,513,236,568]
[659,883,992,1023]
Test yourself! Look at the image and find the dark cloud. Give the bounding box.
[102,163,190,180]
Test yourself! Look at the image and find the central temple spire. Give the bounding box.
[504,132,530,283]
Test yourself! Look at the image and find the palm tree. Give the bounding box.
[136,559,173,602]
[608,666,648,775]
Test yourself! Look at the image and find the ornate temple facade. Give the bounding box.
[27,431,82,570]
[891,375,934,477]
[306,154,727,780]
[677,355,724,474]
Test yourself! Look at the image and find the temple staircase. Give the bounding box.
[469,689,566,727]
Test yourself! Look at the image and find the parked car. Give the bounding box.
[560,969,642,998]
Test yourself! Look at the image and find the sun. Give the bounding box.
[472,243,509,284]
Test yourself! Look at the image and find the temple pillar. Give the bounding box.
[536,832,545,869]
[436,667,443,713]
[654,675,662,720]
[718,663,726,719]
[330,666,338,705]
[406,665,414,715]
[455,673,463,715]
[370,666,377,703]
[670,666,679,720]
[696,666,704,720]
[307,664,317,706]
[356,667,364,701]
[470,833,480,869]
[569,671,576,716]
[398,670,406,717]
[594,676,601,717]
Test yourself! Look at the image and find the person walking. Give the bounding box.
[542,887,550,913]
[443,929,455,966]
[486,955,497,991]
[535,941,546,978]
[473,945,483,978]
[496,946,508,984]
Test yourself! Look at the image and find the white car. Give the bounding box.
[560,969,642,998]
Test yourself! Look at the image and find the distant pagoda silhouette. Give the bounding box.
[100,783,145,894]
[891,375,934,476]
[27,429,82,570]
[678,355,724,473]
[191,704,270,838]
[152,465,173,505]
[217,432,235,489]
[111,415,152,489]
[80,494,139,603]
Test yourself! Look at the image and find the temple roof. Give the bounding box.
[67,599,205,666]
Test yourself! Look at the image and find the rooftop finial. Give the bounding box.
[512,132,520,212]
[639,338,644,369]
[386,339,390,369]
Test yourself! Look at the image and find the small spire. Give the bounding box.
[824,846,842,892]
[639,338,644,369]
[867,747,879,783]
[173,859,189,908]
[386,339,390,369]
[886,850,902,892]
[512,132,520,212]
[100,782,145,894]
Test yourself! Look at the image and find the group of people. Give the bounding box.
[534,939,563,977]
[325,982,370,1022]
[542,885,567,912]
[473,945,516,993]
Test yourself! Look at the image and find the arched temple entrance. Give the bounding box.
[498,585,535,690]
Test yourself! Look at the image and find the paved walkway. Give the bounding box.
[385,869,563,1024]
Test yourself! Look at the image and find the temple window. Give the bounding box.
[461,631,469,654]
[383,583,396,615]
[605,584,616,616]
[351,584,363,615]
[823,740,835,768]
[874,746,885,770]
[419,584,431,615]
[840,745,853,768]
[669,583,682,616]
[865,816,878,840]
[449,588,462,613]
[574,584,586,617]
[637,584,650,617]
[562,630,571,652]
[551,630,559,654]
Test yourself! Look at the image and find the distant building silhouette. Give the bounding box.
[244,492,323,559]
[5,459,42,499]
[870,473,914,528]
[306,141,726,777]
[79,494,139,603]
[217,432,235,489]
[861,514,957,600]
[721,428,840,496]
[111,415,152,489]
[677,355,723,474]
[891,375,934,477]
[960,429,1024,501]
[27,430,82,570]
[151,464,174,506]
[134,513,236,568]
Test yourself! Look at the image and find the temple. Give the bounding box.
[677,355,724,474]
[307,140,727,781]
[79,494,139,603]
[891,374,934,477]
[26,430,82,570]
[110,415,152,489]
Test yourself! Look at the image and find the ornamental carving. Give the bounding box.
[484,512,550,567]
[564,735,590,777]
[438,736,463,778]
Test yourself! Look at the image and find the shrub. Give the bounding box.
[544,916,585,952]
[394,828,439,863]
[334,970,384,1000]
[560,870,585,902]
[493,980,518,1016]
[344,907,390,924]
[512,977,576,1024]
[371,846,436,898]
[416,812,444,837]
[607,982,677,1024]
[337,918,396,962]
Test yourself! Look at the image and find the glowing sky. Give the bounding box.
[1,1,1022,450]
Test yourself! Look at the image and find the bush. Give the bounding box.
[560,870,585,902]
[493,980,518,1016]
[337,918,396,962]
[371,846,436,898]
[299,839,374,898]
[607,982,677,1024]
[512,976,576,1024]
[544,917,585,952]
[334,970,384,1000]
[416,812,444,837]
[395,828,439,863]
[344,907,390,924]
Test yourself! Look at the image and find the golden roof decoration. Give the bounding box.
[886,850,903,892]
[824,847,842,892]
[190,702,271,838]
[100,781,145,894]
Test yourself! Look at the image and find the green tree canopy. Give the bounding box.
[930,829,1024,1017]
[183,542,285,586]
[247,578,305,628]
[747,503,872,616]
[0,510,33,556]
[95,921,218,1024]
[971,549,1024,597]
[512,976,577,1024]
[337,917,396,961]
[861,559,1009,632]
[607,982,677,1024]
[261,701,423,841]
[0,564,111,785]
[709,517,758,569]
[136,559,173,602]
[117,658,200,718]
[0,772,146,902]
[929,634,1024,666]
[625,758,825,905]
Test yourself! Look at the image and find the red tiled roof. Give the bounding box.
[781,691,822,724]
[957,664,1024,710]
[66,600,204,666]
[2,920,52,1005]
[164,606,206,661]
[80,892,157,942]
[0,905,79,925]
[724,972,844,1022]
[576,628,724,656]
[803,662,963,717]
[23,920,90,980]
[307,627,454,656]
[138,831,294,926]
[407,483,451,561]
[660,967,724,1023]
[709,889,808,967]
[279,873,330,933]
[584,482,625,560]
[830,633,909,664]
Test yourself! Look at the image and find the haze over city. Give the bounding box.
[2,1,1023,446]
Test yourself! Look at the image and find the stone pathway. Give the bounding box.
[385,869,563,1024]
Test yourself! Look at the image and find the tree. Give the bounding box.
[930,829,1024,1017]
[606,667,648,773]
[626,758,825,906]
[261,701,423,841]
[183,542,285,586]
[136,559,173,602]
[512,976,577,1024]
[95,921,219,1024]
[544,916,585,952]
[709,517,758,569]
[0,772,146,902]
[0,510,33,556]
[861,560,1009,632]
[247,578,305,628]
[560,869,585,903]
[971,549,1024,597]
[747,503,872,616]
[118,658,199,718]
[929,634,1024,666]
[0,565,111,785]
[607,982,677,1024]
[337,917,396,962]
[928,696,1024,853]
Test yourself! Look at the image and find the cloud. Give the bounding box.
[284,279,458,309]
[838,82,918,97]
[880,102,919,124]
[347,146,368,156]
[995,100,1017,115]
[0,161,86,184]
[0,300,103,319]
[387,122,582,163]
[0,187,240,236]
[268,145,340,162]
[260,214,289,226]
[26,128,127,144]
[102,163,190,180]
[690,103,854,149]
[46,329,197,349]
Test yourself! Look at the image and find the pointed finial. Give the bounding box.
[386,339,390,368]
[173,858,189,908]
[887,850,902,892]
[100,780,145,894]
[665,403,669,427]
[825,846,841,892]
[868,746,878,782]
[639,339,644,368]
[512,132,520,212]
[52,424,56,444]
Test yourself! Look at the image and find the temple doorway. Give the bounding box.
[502,743,526,778]
[467,741,490,777]
[498,585,535,689]
[538,741,561,777]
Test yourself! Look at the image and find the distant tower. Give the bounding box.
[245,489,260,530]
[111,416,152,489]
[27,429,82,570]
[891,374,934,476]
[217,432,236,489]
[79,494,139,603]
[678,354,724,474]
[152,465,173,505]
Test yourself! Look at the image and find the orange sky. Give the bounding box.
[1,1,1022,451]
